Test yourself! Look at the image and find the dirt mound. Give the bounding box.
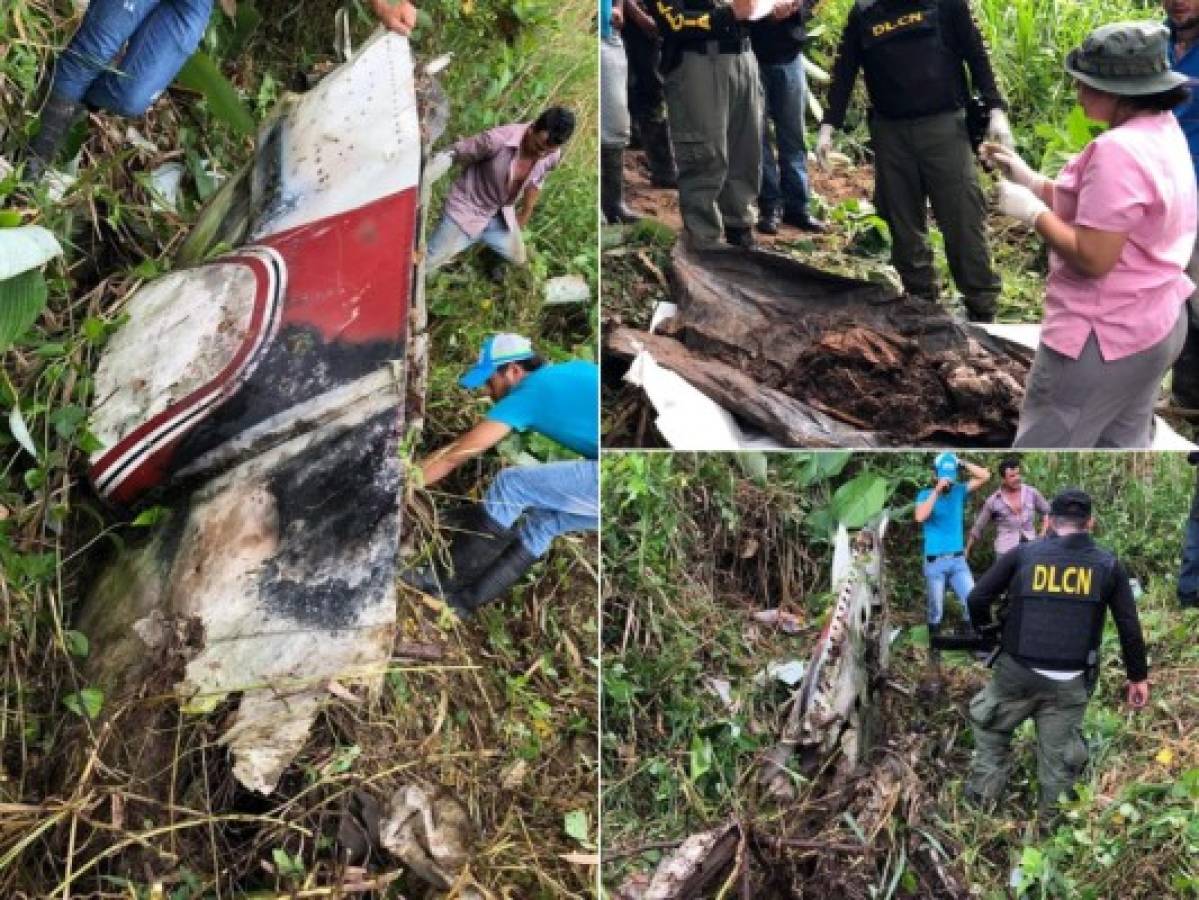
[783,326,1026,443]
[667,242,1031,446]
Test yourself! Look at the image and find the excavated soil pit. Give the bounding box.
[616,242,1033,447]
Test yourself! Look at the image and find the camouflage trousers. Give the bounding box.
[965,652,1089,815]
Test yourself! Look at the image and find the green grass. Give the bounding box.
[601,452,1198,898]
[0,0,597,895]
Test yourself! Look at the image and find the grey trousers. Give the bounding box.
[601,34,630,149]
[664,47,763,246]
[1014,311,1189,448]
[870,110,1001,319]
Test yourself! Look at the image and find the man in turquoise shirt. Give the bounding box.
[914,452,991,639]
[1166,0,1199,409]
[404,333,599,615]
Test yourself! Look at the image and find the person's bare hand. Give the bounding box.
[772,0,798,19]
[935,478,952,494]
[1126,680,1149,709]
[611,4,624,28]
[371,0,418,35]
[732,0,756,20]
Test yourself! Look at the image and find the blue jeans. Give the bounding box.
[924,554,974,626]
[758,56,812,220]
[1180,512,1199,604]
[426,213,527,271]
[483,461,598,558]
[52,0,213,117]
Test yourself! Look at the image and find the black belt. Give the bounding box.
[926,552,965,563]
[681,37,751,55]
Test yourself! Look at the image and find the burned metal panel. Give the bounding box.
[759,518,890,798]
[87,32,423,505]
[80,31,436,794]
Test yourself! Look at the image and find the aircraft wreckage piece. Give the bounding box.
[80,31,437,794]
[607,242,1032,446]
[633,521,891,896]
[758,518,891,800]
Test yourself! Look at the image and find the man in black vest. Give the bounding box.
[963,489,1149,815]
[816,0,1007,321]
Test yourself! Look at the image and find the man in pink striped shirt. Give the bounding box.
[425,107,576,277]
[966,457,1050,559]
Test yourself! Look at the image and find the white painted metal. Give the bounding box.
[90,262,260,450]
[252,31,422,239]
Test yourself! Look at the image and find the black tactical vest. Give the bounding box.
[1000,536,1115,671]
[854,0,964,118]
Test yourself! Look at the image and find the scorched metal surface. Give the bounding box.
[80,30,431,794]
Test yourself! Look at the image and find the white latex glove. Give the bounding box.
[986,108,1014,149]
[816,124,834,172]
[983,142,1046,193]
[425,149,454,183]
[996,179,1048,226]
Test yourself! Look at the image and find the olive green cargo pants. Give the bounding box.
[870,109,1001,320]
[663,46,763,248]
[965,653,1090,815]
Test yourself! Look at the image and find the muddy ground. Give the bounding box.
[624,150,876,237]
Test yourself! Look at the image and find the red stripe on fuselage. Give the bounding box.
[260,187,417,346]
[89,251,281,504]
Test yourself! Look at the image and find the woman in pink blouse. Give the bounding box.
[986,21,1196,447]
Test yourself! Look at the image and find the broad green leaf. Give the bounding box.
[175,52,255,136]
[0,269,49,352]
[564,808,590,845]
[0,211,21,228]
[0,225,61,279]
[271,847,304,879]
[64,630,89,658]
[831,473,888,528]
[131,505,169,527]
[736,452,768,484]
[63,687,103,719]
[689,734,714,781]
[798,451,851,487]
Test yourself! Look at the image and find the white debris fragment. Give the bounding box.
[702,676,737,712]
[754,659,806,688]
[751,608,803,634]
[379,783,474,889]
[148,162,186,212]
[544,274,591,306]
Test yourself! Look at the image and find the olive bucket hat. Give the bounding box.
[1065,21,1189,96]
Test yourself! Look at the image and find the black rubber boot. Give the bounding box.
[601,145,642,224]
[639,117,678,188]
[25,93,83,182]
[448,540,539,617]
[757,208,780,235]
[724,225,756,249]
[401,504,517,598]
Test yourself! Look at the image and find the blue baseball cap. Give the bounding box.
[460,333,535,390]
[934,452,959,480]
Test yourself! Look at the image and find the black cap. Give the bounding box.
[1050,488,1092,519]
